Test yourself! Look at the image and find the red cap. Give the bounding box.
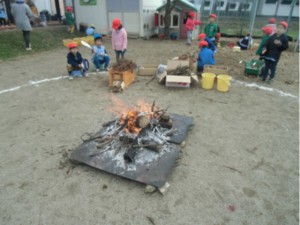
[209,14,217,19]
[198,33,206,40]
[199,41,208,47]
[280,21,288,29]
[268,18,276,23]
[189,12,195,18]
[68,42,77,49]
[112,18,121,30]
[66,6,72,11]
[262,27,273,35]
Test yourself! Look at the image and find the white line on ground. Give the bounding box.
[232,79,298,100]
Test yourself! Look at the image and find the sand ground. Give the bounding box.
[0,37,299,225]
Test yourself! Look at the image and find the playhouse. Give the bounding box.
[156,0,200,39]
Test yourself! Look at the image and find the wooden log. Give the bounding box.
[135,116,150,129]
[141,140,162,153]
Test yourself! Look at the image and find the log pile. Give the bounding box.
[112,59,136,72]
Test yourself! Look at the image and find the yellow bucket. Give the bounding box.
[217,75,232,92]
[201,73,216,90]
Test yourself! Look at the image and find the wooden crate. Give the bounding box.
[108,69,135,88]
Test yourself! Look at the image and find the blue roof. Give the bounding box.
[157,0,199,12]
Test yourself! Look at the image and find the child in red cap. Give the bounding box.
[198,33,216,53]
[67,42,89,80]
[185,11,202,45]
[197,41,215,73]
[261,21,289,84]
[256,27,273,58]
[204,14,218,42]
[65,6,75,34]
[112,18,127,62]
[264,18,277,35]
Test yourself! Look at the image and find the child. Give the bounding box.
[112,18,127,62]
[67,42,89,80]
[204,14,218,42]
[65,6,74,34]
[197,41,215,73]
[92,33,110,71]
[86,24,95,36]
[185,11,202,45]
[264,18,277,35]
[261,21,289,84]
[237,33,253,50]
[198,33,216,53]
[256,27,273,59]
[0,0,8,27]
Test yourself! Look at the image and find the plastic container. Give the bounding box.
[244,59,265,76]
[217,75,232,92]
[201,73,216,89]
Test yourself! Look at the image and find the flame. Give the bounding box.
[109,95,160,134]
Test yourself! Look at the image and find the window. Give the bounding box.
[217,1,224,7]
[229,3,237,9]
[204,1,210,7]
[159,12,180,28]
[242,3,250,9]
[265,0,277,3]
[297,0,299,5]
[173,14,179,27]
[281,0,292,4]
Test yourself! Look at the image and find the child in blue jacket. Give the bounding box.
[92,33,110,71]
[198,33,216,53]
[197,41,215,72]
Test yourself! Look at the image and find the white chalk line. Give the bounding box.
[232,79,298,100]
[0,71,108,95]
[0,75,298,101]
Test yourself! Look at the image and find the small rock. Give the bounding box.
[145,185,156,193]
[158,182,170,195]
[180,141,186,148]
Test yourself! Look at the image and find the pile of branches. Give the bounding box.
[178,52,194,60]
[112,59,136,72]
[168,65,191,76]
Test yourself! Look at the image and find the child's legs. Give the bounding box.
[100,56,110,68]
[92,56,101,69]
[186,31,192,44]
[115,50,121,62]
[121,50,126,60]
[22,30,30,48]
[0,18,5,26]
[262,60,271,81]
[269,61,277,79]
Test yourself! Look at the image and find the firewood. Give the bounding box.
[124,147,139,163]
[136,116,150,128]
[140,140,162,152]
[160,119,173,129]
[161,113,170,121]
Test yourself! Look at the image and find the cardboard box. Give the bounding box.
[203,65,229,75]
[138,64,158,76]
[167,60,189,71]
[108,69,135,88]
[166,75,191,88]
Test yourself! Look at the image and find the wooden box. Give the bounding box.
[108,69,135,88]
[203,65,229,75]
[138,64,158,76]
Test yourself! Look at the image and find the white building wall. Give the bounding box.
[34,0,53,13]
[74,0,109,34]
[142,0,163,37]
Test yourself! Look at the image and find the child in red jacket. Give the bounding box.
[185,11,202,45]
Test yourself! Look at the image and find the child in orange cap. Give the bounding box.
[185,11,202,45]
[197,41,215,73]
[256,27,273,58]
[112,18,127,62]
[67,42,89,80]
[204,14,218,42]
[261,21,289,83]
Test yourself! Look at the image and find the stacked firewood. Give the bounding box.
[112,59,136,72]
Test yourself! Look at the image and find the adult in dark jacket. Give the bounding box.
[261,21,289,83]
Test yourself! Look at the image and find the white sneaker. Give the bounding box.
[69,76,74,80]
[84,73,89,77]
[96,69,100,72]
[26,47,32,51]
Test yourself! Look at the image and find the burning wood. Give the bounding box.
[112,59,136,72]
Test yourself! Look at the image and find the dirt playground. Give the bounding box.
[0,37,299,225]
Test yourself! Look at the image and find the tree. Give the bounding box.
[164,0,178,39]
